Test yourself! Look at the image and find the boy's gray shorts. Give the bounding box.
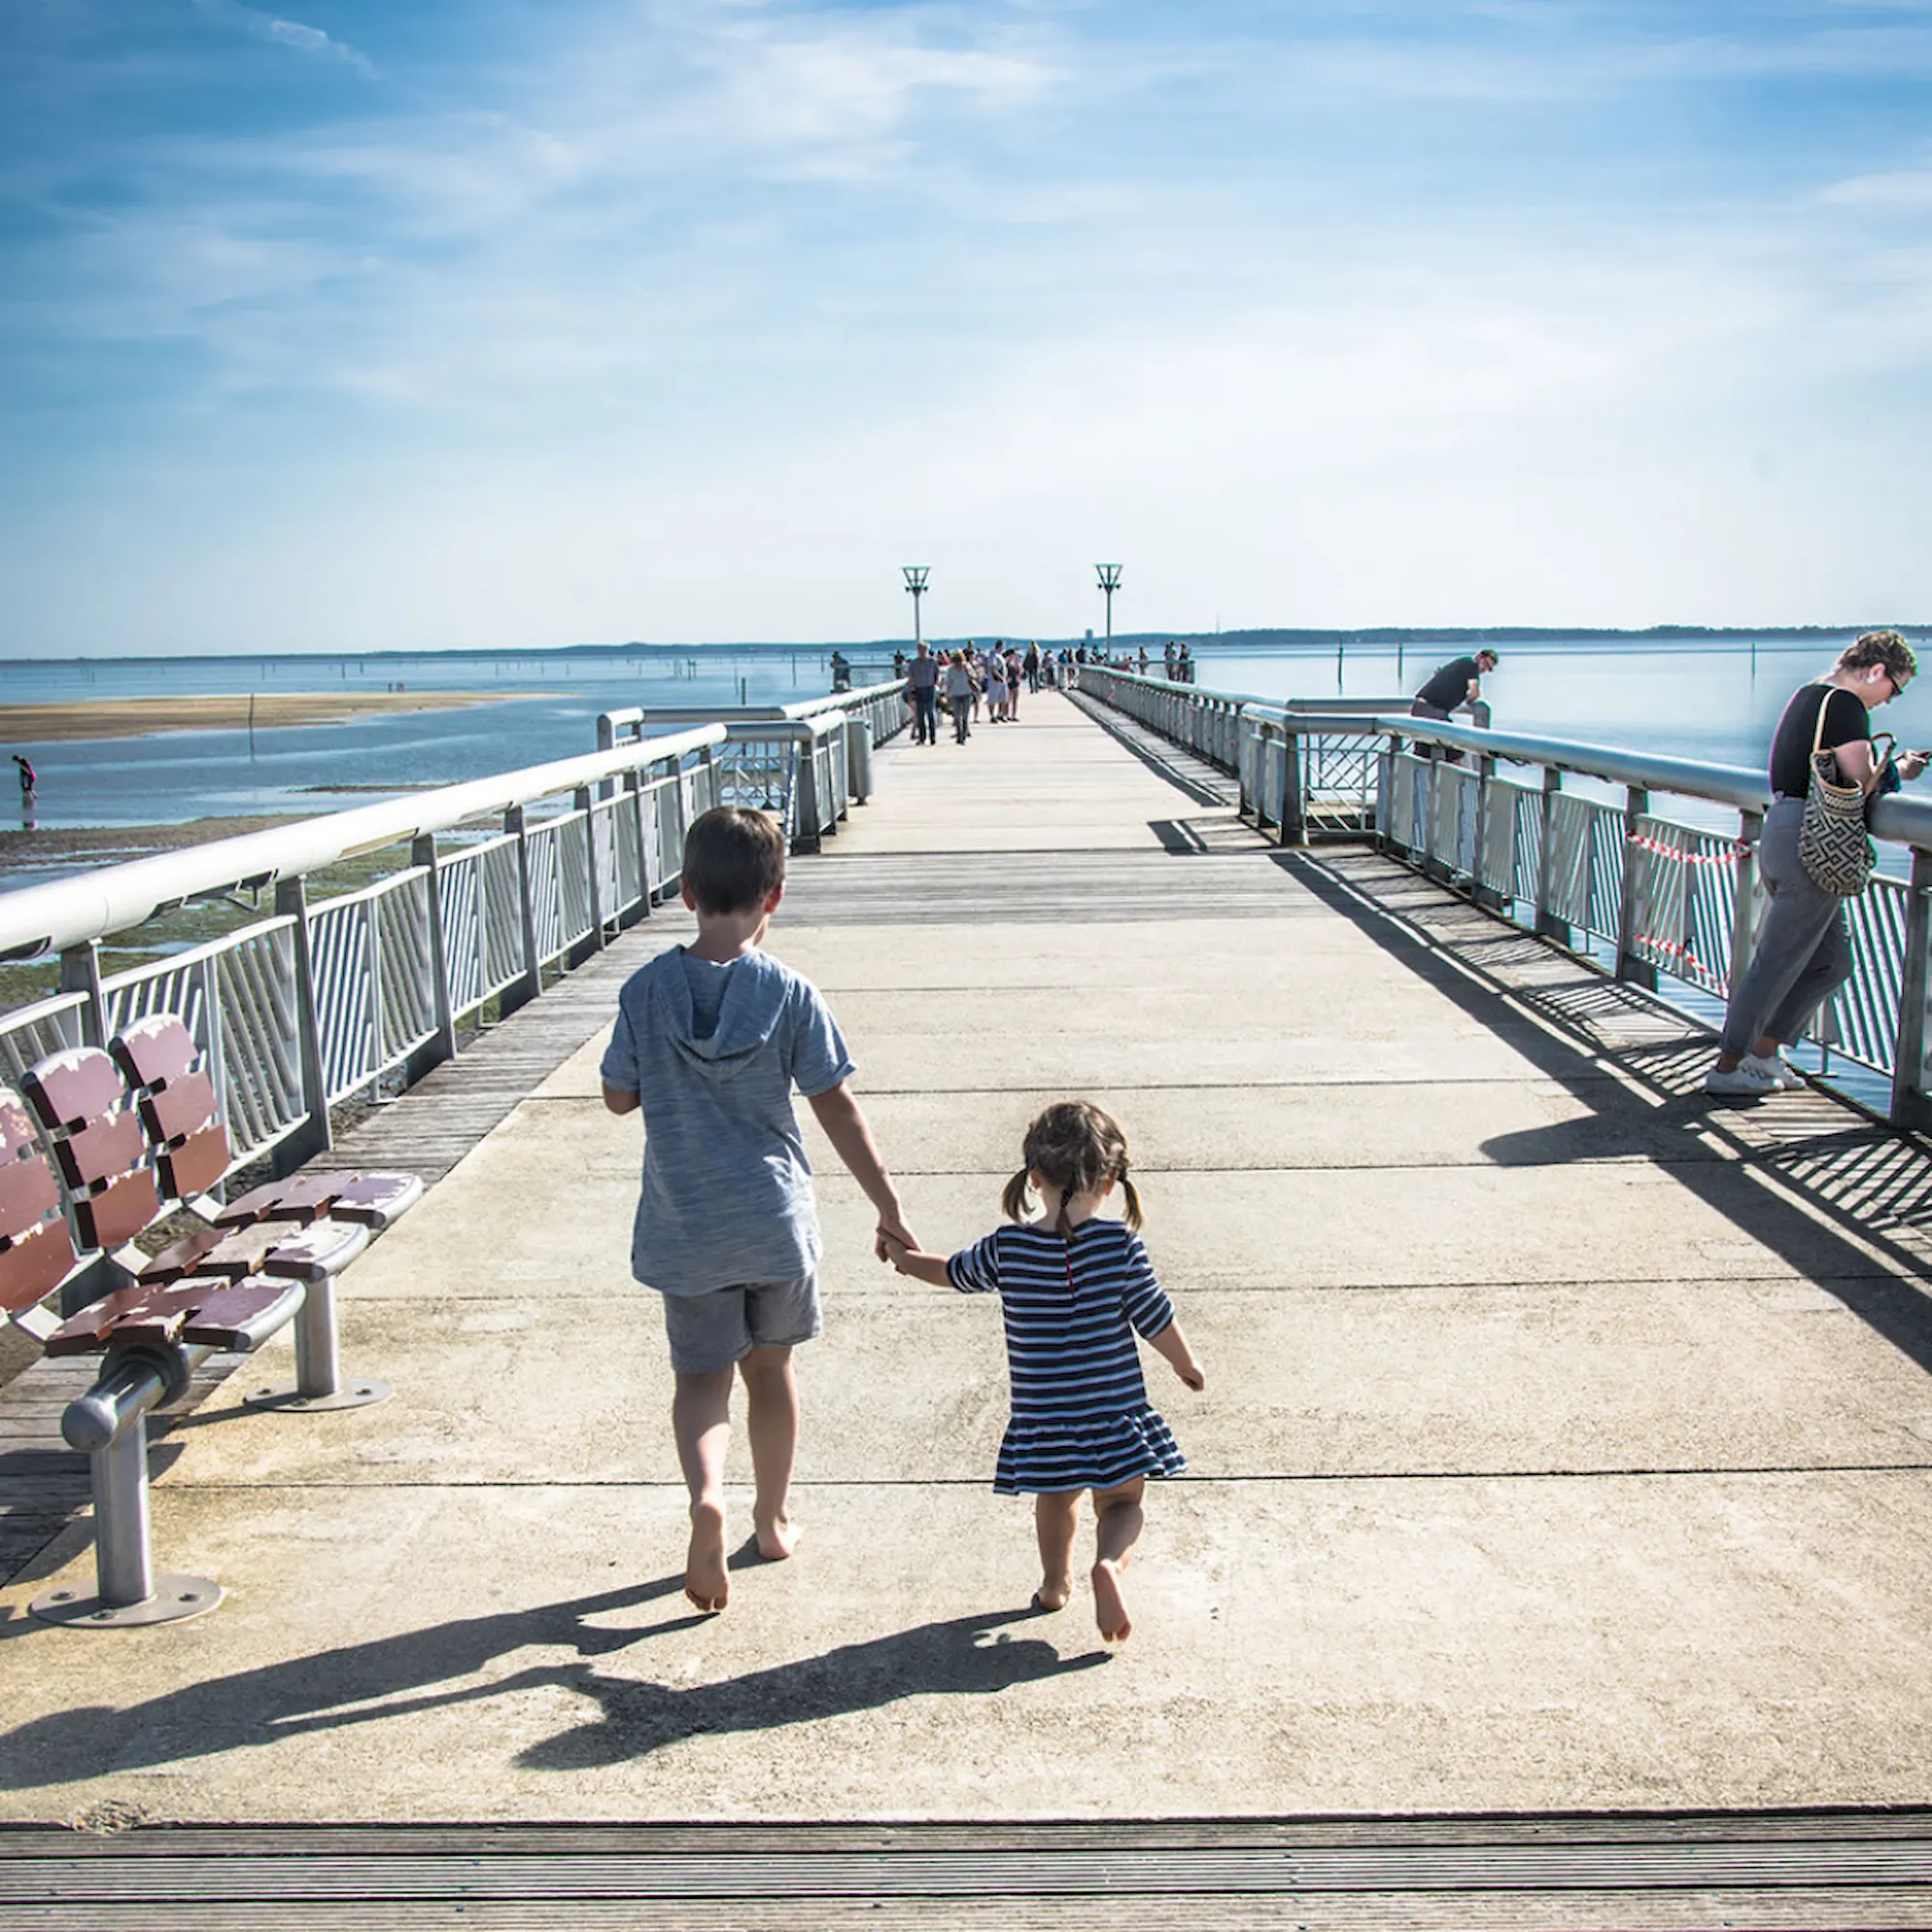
[660,1275,822,1375]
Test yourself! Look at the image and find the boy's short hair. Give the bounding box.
[683,806,786,915]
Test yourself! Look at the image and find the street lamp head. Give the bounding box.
[901,565,929,591]
[1095,564,1123,590]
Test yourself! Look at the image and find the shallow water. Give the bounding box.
[2,639,1926,833]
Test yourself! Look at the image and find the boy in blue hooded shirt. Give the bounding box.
[601,806,914,1613]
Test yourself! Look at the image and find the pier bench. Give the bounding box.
[0,1013,420,1628]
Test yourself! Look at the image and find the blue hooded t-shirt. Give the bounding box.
[601,946,855,1294]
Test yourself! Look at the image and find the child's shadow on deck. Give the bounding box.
[522,1610,1107,1771]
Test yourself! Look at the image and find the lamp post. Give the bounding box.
[1095,564,1122,647]
[902,566,929,649]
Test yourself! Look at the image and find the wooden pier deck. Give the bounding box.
[8,688,1932,1926]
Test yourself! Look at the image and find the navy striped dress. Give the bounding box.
[947,1220,1186,1495]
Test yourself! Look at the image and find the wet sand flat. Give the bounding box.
[0,690,528,744]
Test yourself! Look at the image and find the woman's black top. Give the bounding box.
[1769,684,1869,798]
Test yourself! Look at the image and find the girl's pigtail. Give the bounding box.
[1117,1170,1145,1230]
[1001,1167,1034,1224]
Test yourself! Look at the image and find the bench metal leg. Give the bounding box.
[32,1355,222,1629]
[244,1274,391,1412]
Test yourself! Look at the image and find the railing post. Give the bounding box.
[574,785,607,959]
[1279,726,1306,847]
[1470,753,1499,911]
[1728,809,1762,989]
[1534,767,1565,941]
[499,805,542,1018]
[1891,847,1932,1130]
[621,772,651,925]
[271,875,333,1173]
[1616,785,1656,987]
[58,942,105,1048]
[791,730,822,853]
[409,833,458,1078]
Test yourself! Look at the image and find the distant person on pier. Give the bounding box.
[1706,630,1926,1098]
[1176,644,1193,684]
[904,642,940,746]
[1163,642,1178,680]
[1025,641,1041,693]
[893,649,907,680]
[944,650,976,742]
[985,646,1010,723]
[12,754,35,801]
[1410,649,1497,732]
[601,806,915,1613]
[830,651,852,693]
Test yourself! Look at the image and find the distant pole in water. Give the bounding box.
[1337,638,1345,692]
[248,693,256,760]
[1095,563,1122,645]
[901,564,929,651]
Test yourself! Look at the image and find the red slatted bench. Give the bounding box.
[2,1014,420,1628]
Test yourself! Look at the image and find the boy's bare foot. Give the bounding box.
[1092,1558,1131,1643]
[754,1514,800,1561]
[1031,1575,1071,1612]
[685,1501,729,1612]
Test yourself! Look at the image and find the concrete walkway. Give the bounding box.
[7,689,1932,1828]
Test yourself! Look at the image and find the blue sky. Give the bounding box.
[2,0,1929,654]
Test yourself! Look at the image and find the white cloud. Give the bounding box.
[193,0,377,77]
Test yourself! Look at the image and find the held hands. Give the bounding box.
[874,1217,919,1264]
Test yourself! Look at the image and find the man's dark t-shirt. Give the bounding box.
[1415,657,1480,712]
[1770,684,1870,798]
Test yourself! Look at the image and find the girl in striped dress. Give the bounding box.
[883,1101,1204,1643]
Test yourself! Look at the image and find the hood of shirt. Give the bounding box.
[645,948,789,1080]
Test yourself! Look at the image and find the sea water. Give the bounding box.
[1,639,1927,834]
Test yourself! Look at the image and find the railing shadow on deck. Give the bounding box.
[1279,849,1932,1383]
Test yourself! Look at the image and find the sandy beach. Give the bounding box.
[0,690,526,745]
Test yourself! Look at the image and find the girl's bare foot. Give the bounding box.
[755,1514,800,1561]
[685,1501,729,1611]
[1031,1575,1072,1612]
[1092,1558,1131,1643]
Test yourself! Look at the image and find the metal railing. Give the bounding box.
[1077,665,1932,1131]
[0,726,732,1179]
[598,678,909,850]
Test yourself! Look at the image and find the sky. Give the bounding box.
[2,0,1929,655]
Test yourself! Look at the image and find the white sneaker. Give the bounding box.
[1705,1061,1779,1097]
[1741,1052,1804,1092]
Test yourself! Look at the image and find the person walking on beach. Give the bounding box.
[12,755,35,801]
[1706,630,1927,1097]
[882,1100,1204,1645]
[1411,649,1497,730]
[905,642,940,747]
[601,806,915,1612]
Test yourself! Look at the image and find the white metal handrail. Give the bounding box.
[0,723,732,1176]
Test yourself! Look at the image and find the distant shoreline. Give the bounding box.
[0,690,530,745]
[0,626,1924,672]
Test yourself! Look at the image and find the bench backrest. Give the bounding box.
[0,1092,76,1321]
[112,1014,230,1203]
[18,1047,159,1251]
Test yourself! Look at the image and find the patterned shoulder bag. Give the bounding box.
[1797,691,1889,895]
